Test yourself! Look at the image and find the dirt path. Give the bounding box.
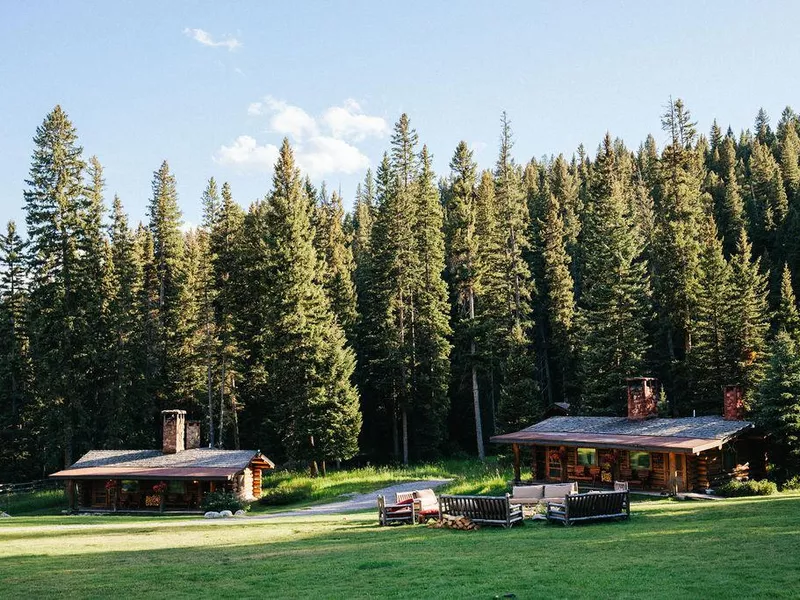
[0,479,452,533]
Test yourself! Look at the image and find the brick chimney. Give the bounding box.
[185,420,201,450]
[723,385,744,421]
[162,409,186,454]
[627,377,658,420]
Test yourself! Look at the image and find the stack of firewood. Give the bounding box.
[427,514,479,530]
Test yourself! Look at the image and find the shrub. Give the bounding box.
[202,490,249,513]
[259,481,313,506]
[715,479,778,497]
[781,475,800,491]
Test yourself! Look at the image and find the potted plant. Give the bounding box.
[105,480,117,511]
[152,481,168,512]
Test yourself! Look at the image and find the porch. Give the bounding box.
[71,478,233,512]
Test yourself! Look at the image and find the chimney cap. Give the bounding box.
[162,409,187,415]
[626,377,657,383]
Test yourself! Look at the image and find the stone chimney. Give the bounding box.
[185,420,201,450]
[627,377,658,420]
[723,385,744,421]
[162,409,186,454]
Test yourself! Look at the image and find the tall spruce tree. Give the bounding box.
[23,105,88,468]
[146,161,192,421]
[411,145,452,458]
[0,221,31,479]
[755,330,800,481]
[652,98,706,412]
[725,229,771,398]
[579,134,652,415]
[445,141,485,458]
[493,113,539,432]
[260,139,360,468]
[775,264,800,340]
[689,216,735,412]
[210,182,244,449]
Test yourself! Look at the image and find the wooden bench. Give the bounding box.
[438,494,523,528]
[546,490,630,526]
[377,495,416,525]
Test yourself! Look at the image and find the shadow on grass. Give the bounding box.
[2,495,800,598]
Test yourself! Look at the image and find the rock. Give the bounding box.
[219,510,233,518]
[204,511,221,519]
[0,511,10,518]
[234,510,247,517]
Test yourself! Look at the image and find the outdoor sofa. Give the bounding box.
[545,490,630,526]
[509,482,578,505]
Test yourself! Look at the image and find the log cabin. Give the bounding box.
[49,410,274,512]
[491,378,765,493]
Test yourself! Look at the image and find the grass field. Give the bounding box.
[2,493,800,599]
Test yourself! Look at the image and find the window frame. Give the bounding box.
[629,451,651,471]
[577,447,597,467]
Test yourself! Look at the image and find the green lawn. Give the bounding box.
[2,494,800,599]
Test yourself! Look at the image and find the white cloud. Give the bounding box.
[321,99,388,142]
[296,137,370,178]
[217,96,382,179]
[184,28,241,51]
[261,96,318,140]
[213,135,279,171]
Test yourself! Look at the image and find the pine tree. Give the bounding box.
[259,139,360,468]
[755,330,800,480]
[147,161,192,419]
[199,178,220,446]
[0,221,32,479]
[652,98,707,412]
[748,140,788,262]
[411,146,452,458]
[210,182,244,449]
[579,134,652,415]
[445,141,485,458]
[775,264,800,340]
[689,216,734,412]
[538,172,577,405]
[107,197,151,447]
[716,138,747,256]
[725,229,770,398]
[493,112,539,432]
[23,105,88,468]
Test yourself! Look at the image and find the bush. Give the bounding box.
[202,490,249,513]
[781,475,800,491]
[715,479,778,497]
[259,481,313,506]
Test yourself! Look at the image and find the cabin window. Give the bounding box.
[121,480,139,492]
[723,447,737,471]
[577,448,597,466]
[168,480,186,494]
[629,451,651,470]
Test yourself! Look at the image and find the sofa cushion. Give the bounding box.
[543,483,576,499]
[413,489,438,510]
[512,485,544,500]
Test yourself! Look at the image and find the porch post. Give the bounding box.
[512,443,521,483]
[67,480,76,512]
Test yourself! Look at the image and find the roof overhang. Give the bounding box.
[489,431,739,454]
[49,467,242,480]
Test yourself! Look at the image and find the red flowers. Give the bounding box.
[105,480,117,491]
[152,482,168,494]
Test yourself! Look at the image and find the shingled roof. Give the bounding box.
[49,448,274,480]
[490,415,753,454]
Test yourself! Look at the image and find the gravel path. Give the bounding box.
[0,479,452,533]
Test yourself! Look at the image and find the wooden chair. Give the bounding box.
[377,495,416,526]
[546,491,630,526]
[438,494,523,528]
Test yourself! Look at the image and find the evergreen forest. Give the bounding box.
[3,99,800,482]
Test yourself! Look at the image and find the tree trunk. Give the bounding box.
[469,290,485,460]
[402,408,409,466]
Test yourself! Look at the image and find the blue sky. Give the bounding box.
[2,1,799,230]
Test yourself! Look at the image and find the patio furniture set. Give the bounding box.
[377,482,630,528]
